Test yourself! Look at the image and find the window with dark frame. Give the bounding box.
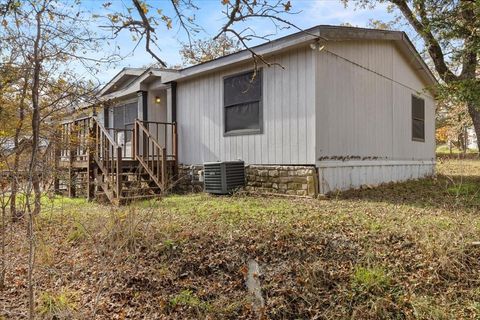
[412,95,425,141]
[224,70,262,135]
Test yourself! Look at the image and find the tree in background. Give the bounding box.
[437,101,473,153]
[343,0,480,152]
[179,35,242,66]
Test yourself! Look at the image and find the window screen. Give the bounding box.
[124,102,138,126]
[224,70,262,135]
[113,106,124,129]
[113,102,138,129]
[412,95,425,141]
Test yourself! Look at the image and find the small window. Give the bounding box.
[224,70,262,135]
[412,95,425,141]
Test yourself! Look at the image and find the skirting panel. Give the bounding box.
[316,160,435,194]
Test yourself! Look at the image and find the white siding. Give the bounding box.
[318,160,435,193]
[315,40,435,162]
[147,89,167,123]
[176,46,316,165]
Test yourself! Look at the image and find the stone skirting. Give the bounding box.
[175,164,318,197]
[245,165,318,197]
[175,165,204,193]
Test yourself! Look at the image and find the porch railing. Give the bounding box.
[105,127,135,160]
[93,117,123,200]
[133,119,177,190]
[60,116,91,163]
[56,116,178,200]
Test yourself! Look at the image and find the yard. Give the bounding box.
[2,159,480,319]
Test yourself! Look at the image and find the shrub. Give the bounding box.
[67,222,87,244]
[352,266,391,295]
[37,290,78,319]
[169,290,210,311]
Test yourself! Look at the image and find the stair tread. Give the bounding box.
[120,194,161,200]
[122,187,161,191]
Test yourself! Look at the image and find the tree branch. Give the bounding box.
[391,0,456,82]
[131,0,167,67]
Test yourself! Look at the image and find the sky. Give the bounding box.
[80,0,403,84]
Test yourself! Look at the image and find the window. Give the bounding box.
[412,95,425,141]
[224,70,262,135]
[113,102,137,129]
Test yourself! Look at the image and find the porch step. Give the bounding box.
[121,187,161,196]
[120,194,160,201]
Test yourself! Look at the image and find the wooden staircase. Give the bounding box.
[57,116,178,205]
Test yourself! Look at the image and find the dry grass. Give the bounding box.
[2,159,480,319]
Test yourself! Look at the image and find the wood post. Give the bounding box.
[132,121,137,160]
[53,131,60,194]
[173,123,178,175]
[68,122,76,198]
[116,146,122,199]
[87,119,96,201]
[161,147,167,190]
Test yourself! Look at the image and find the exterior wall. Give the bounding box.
[315,40,435,161]
[176,46,316,165]
[147,89,167,123]
[314,40,436,192]
[318,160,435,193]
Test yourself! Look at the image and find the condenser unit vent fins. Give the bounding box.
[203,160,245,194]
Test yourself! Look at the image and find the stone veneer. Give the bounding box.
[176,164,318,197]
[176,165,204,193]
[245,165,318,197]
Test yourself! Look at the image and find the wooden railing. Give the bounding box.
[134,120,178,190]
[105,127,135,160]
[129,120,178,162]
[55,116,178,201]
[60,116,91,163]
[92,117,123,200]
[134,120,166,189]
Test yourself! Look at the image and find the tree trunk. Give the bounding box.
[10,72,28,222]
[10,145,19,221]
[467,103,480,155]
[0,205,6,290]
[26,6,44,319]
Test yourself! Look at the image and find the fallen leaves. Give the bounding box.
[1,160,480,319]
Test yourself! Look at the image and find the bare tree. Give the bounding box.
[0,151,12,291]
[101,0,302,70]
[1,0,119,317]
[179,35,242,65]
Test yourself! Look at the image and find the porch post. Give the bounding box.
[166,82,177,123]
[137,90,148,121]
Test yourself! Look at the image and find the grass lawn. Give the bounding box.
[2,160,480,319]
[436,144,479,154]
